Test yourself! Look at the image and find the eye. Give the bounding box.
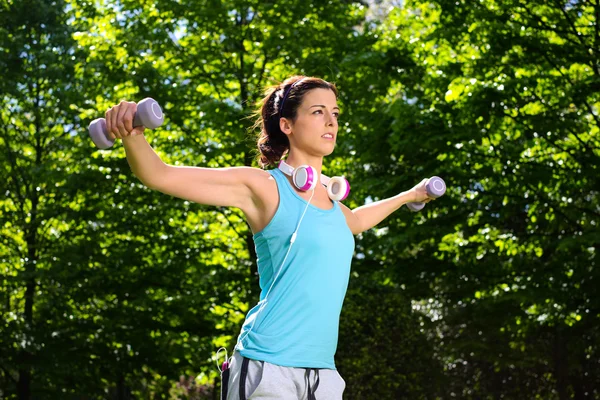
[333,112,340,118]
[313,110,323,115]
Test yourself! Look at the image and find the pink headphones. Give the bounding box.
[278,160,350,201]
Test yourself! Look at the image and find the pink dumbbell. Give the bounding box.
[88,98,164,149]
[407,176,446,212]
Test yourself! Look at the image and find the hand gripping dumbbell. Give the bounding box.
[406,176,446,212]
[88,98,165,149]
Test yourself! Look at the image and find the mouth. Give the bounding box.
[322,133,335,140]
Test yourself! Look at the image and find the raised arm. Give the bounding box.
[338,179,435,235]
[103,100,259,211]
[122,135,258,210]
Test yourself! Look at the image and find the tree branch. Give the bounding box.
[554,0,591,47]
[521,4,596,53]
[501,111,590,168]
[539,52,600,130]
[530,91,598,152]
[555,0,600,77]
[524,181,582,228]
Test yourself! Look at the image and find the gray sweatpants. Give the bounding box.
[223,352,346,400]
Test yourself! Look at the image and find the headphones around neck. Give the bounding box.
[278,160,350,201]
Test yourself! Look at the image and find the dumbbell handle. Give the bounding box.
[406,176,446,212]
[88,98,164,149]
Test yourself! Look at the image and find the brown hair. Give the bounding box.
[253,76,338,168]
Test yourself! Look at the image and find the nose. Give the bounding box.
[325,112,336,127]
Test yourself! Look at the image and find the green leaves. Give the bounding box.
[1,0,379,398]
[354,0,600,397]
[2,0,599,398]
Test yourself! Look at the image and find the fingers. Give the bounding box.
[117,100,138,137]
[105,101,137,140]
[127,104,146,136]
[124,103,136,133]
[116,102,129,137]
[110,104,120,139]
[104,108,116,140]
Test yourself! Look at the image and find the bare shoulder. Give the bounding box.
[238,167,279,234]
[240,166,272,183]
[239,167,276,198]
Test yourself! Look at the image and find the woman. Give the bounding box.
[104,76,435,399]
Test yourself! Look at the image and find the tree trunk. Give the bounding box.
[553,326,569,400]
[18,214,39,400]
[17,368,31,400]
[116,372,127,400]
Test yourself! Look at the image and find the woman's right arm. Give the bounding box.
[107,101,260,211]
[122,135,258,210]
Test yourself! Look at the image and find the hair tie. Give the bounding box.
[279,78,305,117]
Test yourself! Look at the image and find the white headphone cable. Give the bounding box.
[235,188,316,350]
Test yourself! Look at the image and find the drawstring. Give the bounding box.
[304,368,320,400]
[216,347,229,373]
[216,347,231,400]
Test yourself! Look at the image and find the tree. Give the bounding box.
[1,0,389,398]
[351,1,600,397]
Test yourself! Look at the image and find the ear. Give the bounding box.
[279,117,293,135]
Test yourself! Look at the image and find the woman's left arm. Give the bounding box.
[339,179,432,235]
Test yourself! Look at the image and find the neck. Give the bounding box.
[284,150,324,174]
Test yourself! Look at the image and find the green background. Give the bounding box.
[1,0,599,398]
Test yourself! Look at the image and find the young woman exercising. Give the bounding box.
[103,76,437,399]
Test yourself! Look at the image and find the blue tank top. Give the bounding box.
[235,167,355,369]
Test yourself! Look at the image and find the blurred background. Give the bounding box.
[1,0,599,398]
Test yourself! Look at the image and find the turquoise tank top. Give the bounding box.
[235,167,355,369]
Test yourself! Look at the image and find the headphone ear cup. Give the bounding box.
[326,176,350,201]
[292,165,318,191]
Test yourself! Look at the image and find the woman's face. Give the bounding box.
[284,88,340,156]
